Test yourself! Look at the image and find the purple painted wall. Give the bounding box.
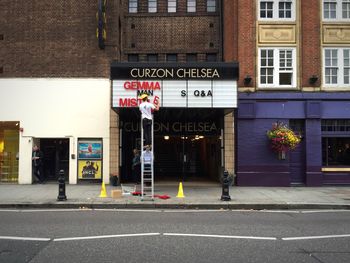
[237,92,350,186]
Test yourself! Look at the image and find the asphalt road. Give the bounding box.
[0,209,349,263]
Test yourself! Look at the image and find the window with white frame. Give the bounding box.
[324,48,350,87]
[258,0,295,20]
[323,0,350,20]
[129,0,138,13]
[258,48,296,88]
[187,0,196,12]
[148,0,157,13]
[207,0,216,12]
[168,0,176,12]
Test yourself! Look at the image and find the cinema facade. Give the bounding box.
[111,62,238,183]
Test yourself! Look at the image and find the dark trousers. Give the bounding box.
[132,165,141,183]
[33,165,44,182]
[142,118,152,146]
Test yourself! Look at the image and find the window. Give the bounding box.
[206,53,217,62]
[258,48,296,88]
[258,0,295,20]
[166,54,177,62]
[322,120,350,132]
[207,0,216,12]
[322,137,350,166]
[148,0,157,13]
[129,0,138,13]
[324,48,350,87]
[168,0,176,12]
[147,54,158,62]
[187,0,196,12]
[186,53,197,62]
[323,0,350,20]
[128,54,139,62]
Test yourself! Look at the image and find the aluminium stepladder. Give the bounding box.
[140,118,154,201]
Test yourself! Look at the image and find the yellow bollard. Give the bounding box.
[99,182,108,198]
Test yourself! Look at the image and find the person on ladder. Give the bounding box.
[139,93,160,149]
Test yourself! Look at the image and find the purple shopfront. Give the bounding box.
[237,92,350,186]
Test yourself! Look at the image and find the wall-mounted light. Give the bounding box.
[309,75,318,85]
[164,136,170,140]
[244,75,252,85]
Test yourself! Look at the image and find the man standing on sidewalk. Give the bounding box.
[32,145,44,183]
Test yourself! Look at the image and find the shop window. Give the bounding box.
[322,137,350,166]
[258,0,295,21]
[258,47,297,88]
[323,48,350,87]
[166,54,177,62]
[323,0,350,20]
[0,122,19,183]
[168,0,176,12]
[128,54,139,62]
[129,0,138,13]
[148,0,157,13]
[207,0,216,12]
[187,0,196,12]
[147,54,158,62]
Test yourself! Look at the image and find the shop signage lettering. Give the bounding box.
[119,95,160,107]
[123,122,218,133]
[181,90,213,97]
[130,68,220,79]
[124,81,161,90]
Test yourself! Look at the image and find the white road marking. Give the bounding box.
[0,209,20,212]
[21,209,92,213]
[282,234,350,241]
[0,236,50,242]
[53,233,161,242]
[300,210,350,214]
[94,209,161,213]
[163,209,229,213]
[163,233,277,240]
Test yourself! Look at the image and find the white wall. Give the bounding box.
[0,78,110,184]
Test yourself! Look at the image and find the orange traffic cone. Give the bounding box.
[99,182,108,198]
[176,182,185,198]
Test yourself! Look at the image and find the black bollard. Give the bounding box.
[57,169,67,201]
[221,170,231,201]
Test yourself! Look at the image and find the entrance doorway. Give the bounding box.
[40,139,69,181]
[155,135,221,182]
[118,108,223,183]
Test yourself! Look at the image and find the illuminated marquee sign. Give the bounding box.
[111,62,239,108]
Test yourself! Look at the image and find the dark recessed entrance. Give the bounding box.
[118,108,223,183]
[40,139,69,181]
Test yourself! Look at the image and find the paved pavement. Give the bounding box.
[0,182,349,209]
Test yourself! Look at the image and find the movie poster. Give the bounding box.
[78,141,102,159]
[78,160,102,179]
[77,139,103,180]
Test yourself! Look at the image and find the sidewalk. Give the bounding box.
[0,182,350,210]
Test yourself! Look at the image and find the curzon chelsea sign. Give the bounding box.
[111,62,239,108]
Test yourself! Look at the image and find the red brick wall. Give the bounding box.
[122,0,222,62]
[0,0,120,78]
[237,0,256,87]
[222,0,237,62]
[301,0,321,87]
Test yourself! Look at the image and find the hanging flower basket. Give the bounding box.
[266,122,301,160]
